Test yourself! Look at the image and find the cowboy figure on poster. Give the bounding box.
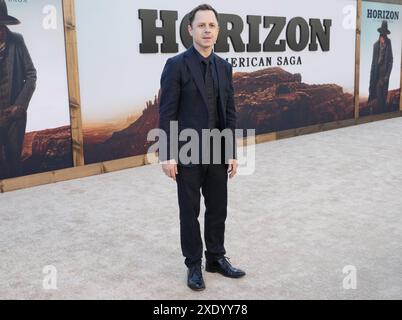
[0,0,36,179]
[368,20,393,113]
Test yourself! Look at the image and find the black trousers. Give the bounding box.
[176,163,228,267]
[0,117,26,179]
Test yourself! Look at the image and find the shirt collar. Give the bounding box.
[192,45,215,65]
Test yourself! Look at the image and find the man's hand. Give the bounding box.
[161,159,178,181]
[0,105,25,127]
[228,159,238,179]
[9,105,26,119]
[378,77,389,87]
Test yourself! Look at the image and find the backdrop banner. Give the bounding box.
[0,0,73,180]
[359,1,402,116]
[76,0,357,164]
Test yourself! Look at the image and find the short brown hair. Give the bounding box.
[188,4,219,26]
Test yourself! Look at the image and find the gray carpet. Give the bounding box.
[1,117,402,300]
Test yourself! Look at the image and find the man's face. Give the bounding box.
[380,35,385,45]
[188,10,219,50]
[0,26,6,41]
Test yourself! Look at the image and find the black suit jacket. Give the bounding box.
[159,45,237,166]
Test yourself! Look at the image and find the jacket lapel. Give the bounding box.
[184,46,209,112]
[215,56,226,122]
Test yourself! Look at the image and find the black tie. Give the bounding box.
[203,60,218,129]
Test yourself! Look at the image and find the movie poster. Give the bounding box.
[359,1,402,116]
[76,0,357,164]
[0,0,73,180]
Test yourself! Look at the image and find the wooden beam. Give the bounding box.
[357,110,402,125]
[2,172,55,193]
[1,164,102,193]
[62,0,85,167]
[101,155,146,173]
[255,133,277,145]
[400,36,402,112]
[354,0,362,119]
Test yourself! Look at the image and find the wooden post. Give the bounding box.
[354,0,362,119]
[400,41,402,111]
[62,0,85,167]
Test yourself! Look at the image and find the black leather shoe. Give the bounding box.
[206,257,246,278]
[187,264,205,291]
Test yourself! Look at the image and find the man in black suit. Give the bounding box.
[159,4,245,291]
